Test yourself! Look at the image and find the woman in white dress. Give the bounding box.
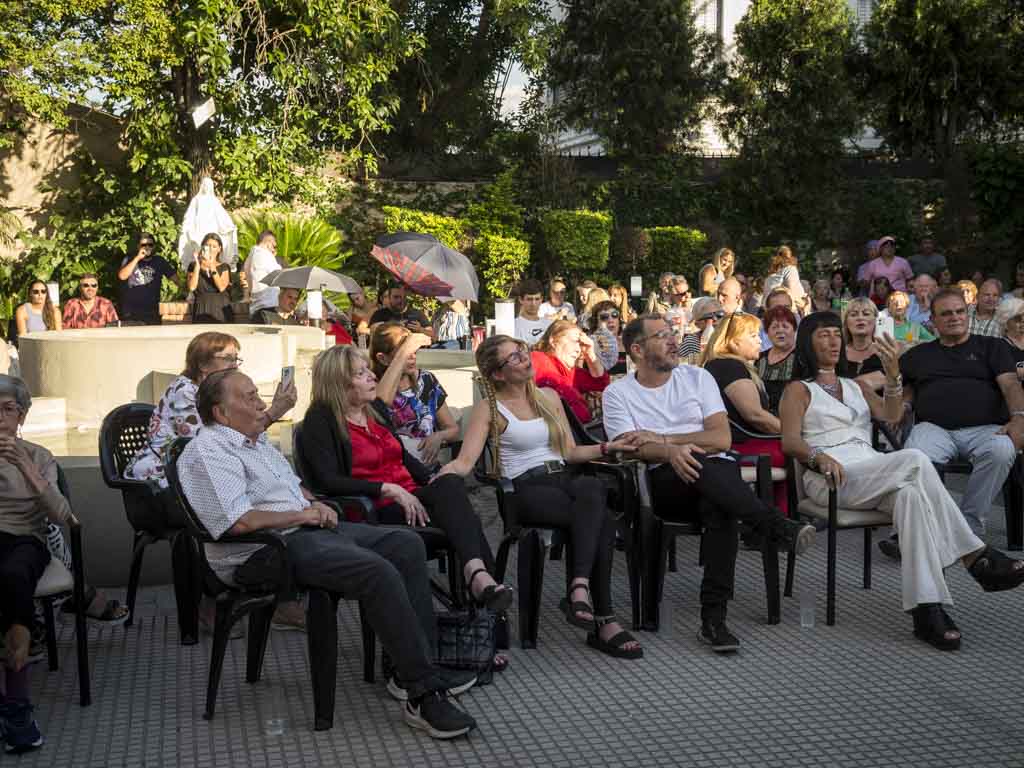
[780,311,1024,651]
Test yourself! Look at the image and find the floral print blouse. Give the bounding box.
[125,375,202,489]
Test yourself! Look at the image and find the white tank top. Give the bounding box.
[496,401,564,479]
[801,379,874,464]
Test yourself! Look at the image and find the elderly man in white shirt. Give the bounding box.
[243,230,283,318]
[177,369,478,740]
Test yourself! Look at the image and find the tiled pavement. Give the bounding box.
[17,479,1024,767]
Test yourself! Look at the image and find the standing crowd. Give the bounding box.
[2,231,1024,751]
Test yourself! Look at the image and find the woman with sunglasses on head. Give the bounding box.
[780,312,1024,651]
[186,233,232,323]
[126,332,301,631]
[530,320,609,425]
[15,281,61,337]
[439,335,642,659]
[699,247,736,296]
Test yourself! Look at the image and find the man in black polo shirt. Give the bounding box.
[369,283,433,339]
[899,288,1024,537]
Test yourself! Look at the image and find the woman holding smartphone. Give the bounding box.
[187,233,232,323]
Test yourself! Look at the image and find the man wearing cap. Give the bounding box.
[860,236,913,292]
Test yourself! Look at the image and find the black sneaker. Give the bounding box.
[878,534,901,560]
[404,691,476,739]
[698,620,740,653]
[778,519,816,556]
[1,702,44,754]
[387,670,477,702]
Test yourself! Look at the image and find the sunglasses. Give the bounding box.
[140,242,155,248]
[81,282,98,288]
[698,310,726,322]
[597,310,620,321]
[673,291,690,298]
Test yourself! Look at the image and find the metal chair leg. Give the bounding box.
[42,597,59,671]
[863,528,873,589]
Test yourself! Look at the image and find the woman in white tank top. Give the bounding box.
[780,312,1024,652]
[440,335,642,659]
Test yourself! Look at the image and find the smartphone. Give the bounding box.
[281,365,295,390]
[875,315,894,339]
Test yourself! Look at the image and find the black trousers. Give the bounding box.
[0,532,50,630]
[649,456,784,622]
[236,523,442,697]
[376,474,496,572]
[510,472,616,615]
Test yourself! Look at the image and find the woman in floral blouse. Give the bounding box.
[126,331,301,629]
[369,323,462,470]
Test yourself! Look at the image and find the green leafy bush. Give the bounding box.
[642,226,709,286]
[236,212,347,272]
[476,234,530,302]
[381,206,465,249]
[540,209,613,275]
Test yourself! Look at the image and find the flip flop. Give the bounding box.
[62,587,129,626]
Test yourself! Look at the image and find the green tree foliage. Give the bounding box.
[463,170,526,240]
[719,0,863,240]
[2,0,419,199]
[381,207,465,248]
[967,141,1024,260]
[540,209,612,275]
[384,0,551,155]
[547,0,723,158]
[863,0,1024,161]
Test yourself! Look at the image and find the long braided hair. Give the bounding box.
[475,335,570,478]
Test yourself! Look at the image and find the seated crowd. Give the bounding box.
[5,231,1024,753]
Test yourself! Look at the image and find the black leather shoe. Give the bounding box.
[878,534,901,560]
[698,620,740,653]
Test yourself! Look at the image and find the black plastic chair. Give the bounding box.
[628,450,784,631]
[33,466,91,706]
[791,458,890,626]
[163,437,375,731]
[291,421,463,608]
[98,402,199,644]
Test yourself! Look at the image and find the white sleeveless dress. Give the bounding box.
[800,379,982,610]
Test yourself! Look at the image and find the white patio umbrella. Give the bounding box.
[177,177,239,269]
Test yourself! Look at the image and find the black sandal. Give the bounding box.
[967,546,1024,593]
[910,604,961,651]
[559,581,595,630]
[586,616,644,660]
[468,568,514,613]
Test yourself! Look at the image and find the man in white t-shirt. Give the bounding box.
[514,278,552,347]
[243,230,283,317]
[602,314,815,653]
[539,278,576,321]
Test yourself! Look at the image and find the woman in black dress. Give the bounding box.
[187,233,232,323]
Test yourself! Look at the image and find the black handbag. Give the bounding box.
[435,607,497,685]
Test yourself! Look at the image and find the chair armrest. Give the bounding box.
[473,469,515,496]
[66,516,88,610]
[215,529,292,595]
[319,495,379,524]
[729,419,780,442]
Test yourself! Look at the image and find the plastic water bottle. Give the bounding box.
[800,586,815,629]
[593,323,618,371]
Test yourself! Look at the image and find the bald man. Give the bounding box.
[716,277,743,316]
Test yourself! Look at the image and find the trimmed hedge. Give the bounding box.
[643,226,709,286]
[540,209,613,274]
[476,234,530,300]
[381,206,465,248]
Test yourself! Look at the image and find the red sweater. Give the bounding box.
[530,350,610,423]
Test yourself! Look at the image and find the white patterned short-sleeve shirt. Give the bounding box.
[178,423,309,582]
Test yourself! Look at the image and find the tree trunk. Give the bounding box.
[171,56,213,197]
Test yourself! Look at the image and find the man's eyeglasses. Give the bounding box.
[597,310,620,321]
[80,282,98,288]
[635,328,675,344]
[498,349,529,369]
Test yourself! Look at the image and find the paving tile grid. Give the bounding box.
[13,478,1024,768]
